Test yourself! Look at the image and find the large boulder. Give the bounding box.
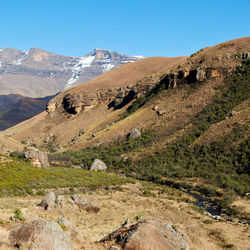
[89,159,107,171]
[100,219,189,250]
[128,128,141,139]
[57,218,77,236]
[9,219,74,250]
[38,191,56,210]
[24,149,50,168]
[71,194,100,213]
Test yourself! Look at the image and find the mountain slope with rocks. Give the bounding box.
[0,36,249,250]
[0,47,143,97]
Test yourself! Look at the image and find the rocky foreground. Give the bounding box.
[0,184,249,250]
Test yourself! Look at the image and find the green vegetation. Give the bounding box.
[50,60,250,210]
[0,156,134,196]
[13,208,25,222]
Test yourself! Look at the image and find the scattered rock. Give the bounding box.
[78,129,85,136]
[101,219,189,250]
[153,106,159,110]
[128,128,141,139]
[44,133,54,143]
[71,195,100,213]
[38,192,56,210]
[9,219,74,250]
[157,110,167,115]
[89,159,107,171]
[24,149,50,168]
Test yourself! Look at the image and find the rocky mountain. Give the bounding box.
[0,47,143,97]
[0,94,54,130]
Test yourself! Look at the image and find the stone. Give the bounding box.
[230,111,238,117]
[157,110,167,115]
[44,133,54,143]
[89,159,107,171]
[57,218,77,236]
[128,128,141,139]
[196,67,206,81]
[24,149,50,168]
[71,194,100,213]
[9,219,74,250]
[153,106,159,110]
[38,192,56,210]
[100,219,189,250]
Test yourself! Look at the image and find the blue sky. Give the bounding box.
[0,0,249,57]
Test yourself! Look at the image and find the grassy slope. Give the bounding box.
[0,156,133,196]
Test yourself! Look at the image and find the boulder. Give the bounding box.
[24,149,50,168]
[38,191,56,210]
[157,110,167,115]
[58,218,77,236]
[9,219,74,250]
[71,195,100,213]
[128,128,141,139]
[196,67,206,81]
[100,219,189,250]
[89,159,107,171]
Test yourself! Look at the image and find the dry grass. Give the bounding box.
[0,183,249,249]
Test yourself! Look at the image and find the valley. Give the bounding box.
[0,37,249,249]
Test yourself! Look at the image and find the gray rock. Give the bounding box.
[157,110,167,115]
[71,194,100,213]
[58,218,77,236]
[9,219,74,250]
[38,192,56,210]
[196,67,206,81]
[128,128,141,139]
[89,159,107,171]
[24,149,50,167]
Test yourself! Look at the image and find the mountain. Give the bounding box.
[1,37,249,248]
[0,47,143,97]
[3,36,249,198]
[0,94,54,130]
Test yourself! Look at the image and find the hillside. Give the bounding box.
[0,48,143,97]
[0,95,54,131]
[0,36,249,249]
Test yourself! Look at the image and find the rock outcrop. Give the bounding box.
[89,159,107,171]
[24,149,50,167]
[9,219,74,250]
[38,191,56,210]
[71,195,100,213]
[101,219,189,250]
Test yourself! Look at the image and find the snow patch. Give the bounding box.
[13,50,29,65]
[102,63,115,72]
[64,55,95,89]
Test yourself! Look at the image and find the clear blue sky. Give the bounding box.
[0,0,249,57]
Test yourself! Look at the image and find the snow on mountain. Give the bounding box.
[65,55,95,89]
[13,50,29,65]
[0,47,144,97]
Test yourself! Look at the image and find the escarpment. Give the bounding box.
[46,51,249,116]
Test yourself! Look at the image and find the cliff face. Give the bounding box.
[46,49,249,117]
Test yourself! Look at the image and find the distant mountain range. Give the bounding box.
[0,47,144,98]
